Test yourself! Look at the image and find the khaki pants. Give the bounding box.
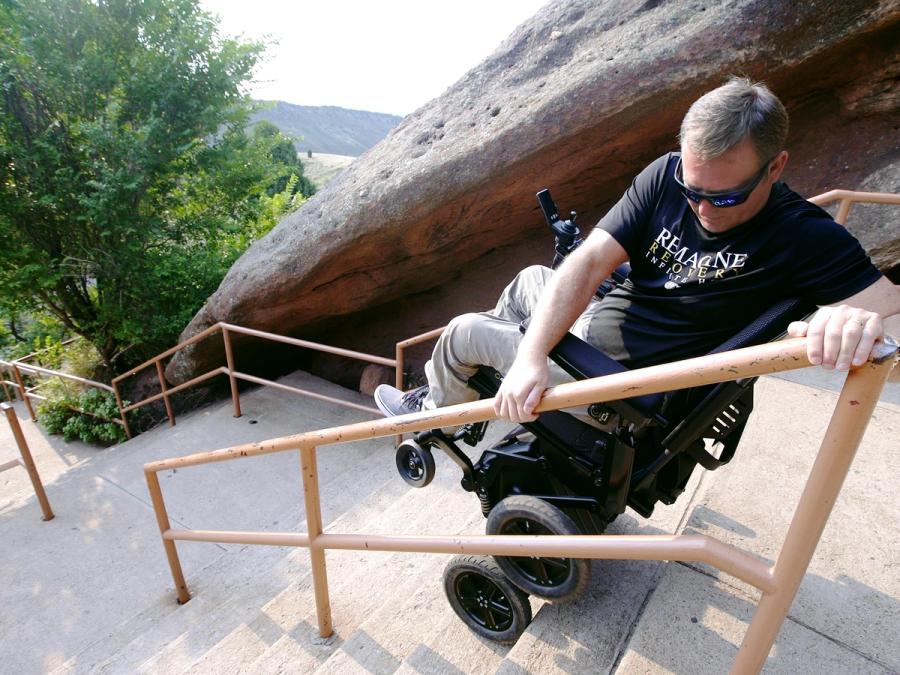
[423,265,607,411]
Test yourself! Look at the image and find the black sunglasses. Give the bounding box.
[674,156,772,208]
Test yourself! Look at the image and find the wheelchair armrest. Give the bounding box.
[547,332,666,422]
[518,320,663,422]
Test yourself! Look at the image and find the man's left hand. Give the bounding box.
[788,304,883,371]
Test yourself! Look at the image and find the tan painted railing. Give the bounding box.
[143,336,898,674]
[0,356,124,435]
[1,402,54,521]
[3,323,409,443]
[807,189,900,224]
[112,322,399,438]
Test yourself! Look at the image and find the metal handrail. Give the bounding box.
[0,357,124,434]
[3,321,401,442]
[807,189,900,224]
[111,322,399,437]
[13,362,115,393]
[142,337,898,673]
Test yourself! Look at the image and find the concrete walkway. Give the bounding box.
[0,367,897,674]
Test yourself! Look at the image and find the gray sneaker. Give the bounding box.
[374,384,429,417]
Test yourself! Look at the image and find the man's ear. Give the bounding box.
[769,150,789,182]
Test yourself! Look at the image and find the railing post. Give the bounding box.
[1,365,13,402]
[2,402,54,521]
[145,469,191,604]
[394,343,405,446]
[222,328,242,418]
[300,445,333,638]
[395,343,405,393]
[154,359,176,428]
[111,381,133,440]
[11,364,36,421]
[834,198,852,224]
[732,341,897,674]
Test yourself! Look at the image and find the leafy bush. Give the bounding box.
[37,389,130,446]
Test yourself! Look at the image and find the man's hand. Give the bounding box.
[490,229,628,423]
[493,353,548,423]
[788,304,883,371]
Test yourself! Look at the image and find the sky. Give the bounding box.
[199,0,548,117]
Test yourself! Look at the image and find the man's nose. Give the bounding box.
[698,198,719,218]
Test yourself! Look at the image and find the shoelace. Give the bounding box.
[401,385,429,410]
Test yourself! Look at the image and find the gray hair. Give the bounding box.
[679,76,789,162]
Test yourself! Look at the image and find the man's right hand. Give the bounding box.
[493,354,548,423]
[490,229,628,424]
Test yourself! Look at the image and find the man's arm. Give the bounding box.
[493,229,629,423]
[788,276,900,380]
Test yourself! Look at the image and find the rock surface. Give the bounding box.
[167,0,900,385]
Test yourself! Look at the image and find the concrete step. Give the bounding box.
[143,442,482,674]
[495,472,703,675]
[176,480,417,674]
[195,469,485,674]
[308,490,487,673]
[32,370,392,675]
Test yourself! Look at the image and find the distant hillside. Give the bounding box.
[251,101,402,157]
[301,153,356,190]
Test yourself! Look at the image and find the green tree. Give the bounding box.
[252,120,316,198]
[0,0,294,372]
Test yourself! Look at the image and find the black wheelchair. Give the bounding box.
[393,189,814,644]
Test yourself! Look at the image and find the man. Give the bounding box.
[374,77,900,423]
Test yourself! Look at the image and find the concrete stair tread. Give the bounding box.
[190,470,486,674]
[119,473,417,673]
[495,468,705,675]
[30,370,390,675]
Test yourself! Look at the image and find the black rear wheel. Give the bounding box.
[486,495,590,601]
[443,555,532,644]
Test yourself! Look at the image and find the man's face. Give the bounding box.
[680,137,787,234]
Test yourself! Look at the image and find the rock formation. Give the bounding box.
[167,0,900,386]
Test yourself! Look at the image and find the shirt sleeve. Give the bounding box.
[594,153,672,257]
[789,218,883,305]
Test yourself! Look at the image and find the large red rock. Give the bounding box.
[166,0,900,386]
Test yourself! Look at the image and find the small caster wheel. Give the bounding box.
[486,495,590,601]
[443,554,532,644]
[395,439,435,488]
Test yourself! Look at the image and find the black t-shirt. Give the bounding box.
[592,152,882,368]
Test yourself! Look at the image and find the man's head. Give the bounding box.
[678,77,790,233]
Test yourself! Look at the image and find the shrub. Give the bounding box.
[37,389,129,446]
